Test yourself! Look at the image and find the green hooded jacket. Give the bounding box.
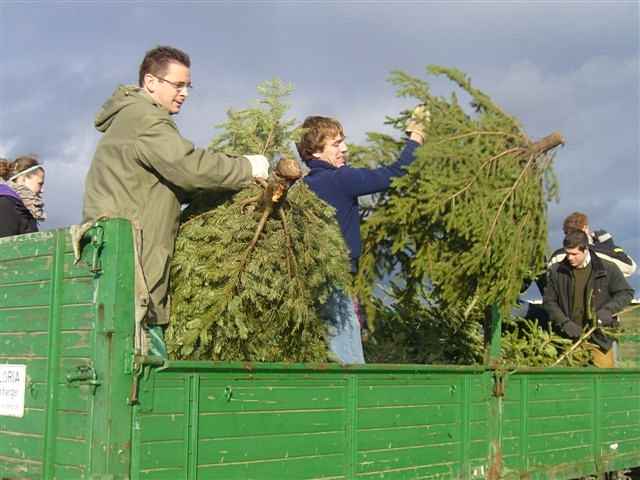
[83,85,252,325]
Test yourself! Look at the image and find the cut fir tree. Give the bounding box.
[165,80,352,362]
[353,66,568,366]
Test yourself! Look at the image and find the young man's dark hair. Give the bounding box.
[138,46,191,87]
[562,229,588,250]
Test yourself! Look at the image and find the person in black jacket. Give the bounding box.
[543,229,634,367]
[0,156,45,238]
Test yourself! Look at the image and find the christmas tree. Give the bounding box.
[166,80,352,362]
[353,66,566,365]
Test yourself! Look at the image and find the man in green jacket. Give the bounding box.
[83,46,268,339]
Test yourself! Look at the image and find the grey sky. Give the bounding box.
[1,1,638,294]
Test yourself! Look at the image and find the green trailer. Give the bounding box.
[1,220,639,479]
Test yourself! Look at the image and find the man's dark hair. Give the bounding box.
[563,229,589,250]
[562,211,589,235]
[138,46,191,87]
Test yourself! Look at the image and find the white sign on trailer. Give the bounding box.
[0,364,26,417]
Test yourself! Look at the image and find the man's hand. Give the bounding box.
[245,154,270,179]
[562,321,583,339]
[596,309,617,327]
[405,105,430,145]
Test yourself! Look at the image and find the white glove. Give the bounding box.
[405,105,430,143]
[244,154,270,179]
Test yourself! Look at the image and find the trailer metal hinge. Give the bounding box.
[224,386,233,402]
[66,365,101,395]
[90,225,105,273]
[492,371,505,397]
[128,354,166,406]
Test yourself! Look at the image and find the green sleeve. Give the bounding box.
[134,116,253,193]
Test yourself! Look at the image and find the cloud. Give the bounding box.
[39,124,99,228]
[0,139,19,159]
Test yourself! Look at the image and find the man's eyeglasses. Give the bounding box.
[154,75,193,92]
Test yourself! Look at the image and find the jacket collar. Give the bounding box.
[558,248,605,277]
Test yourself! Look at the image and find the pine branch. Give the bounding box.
[434,130,520,145]
[551,326,598,366]
[443,146,525,206]
[482,153,536,253]
[482,133,564,252]
[261,122,276,155]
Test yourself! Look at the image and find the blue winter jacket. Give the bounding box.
[303,140,420,271]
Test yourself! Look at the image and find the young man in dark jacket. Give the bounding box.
[543,229,634,367]
[297,107,428,363]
